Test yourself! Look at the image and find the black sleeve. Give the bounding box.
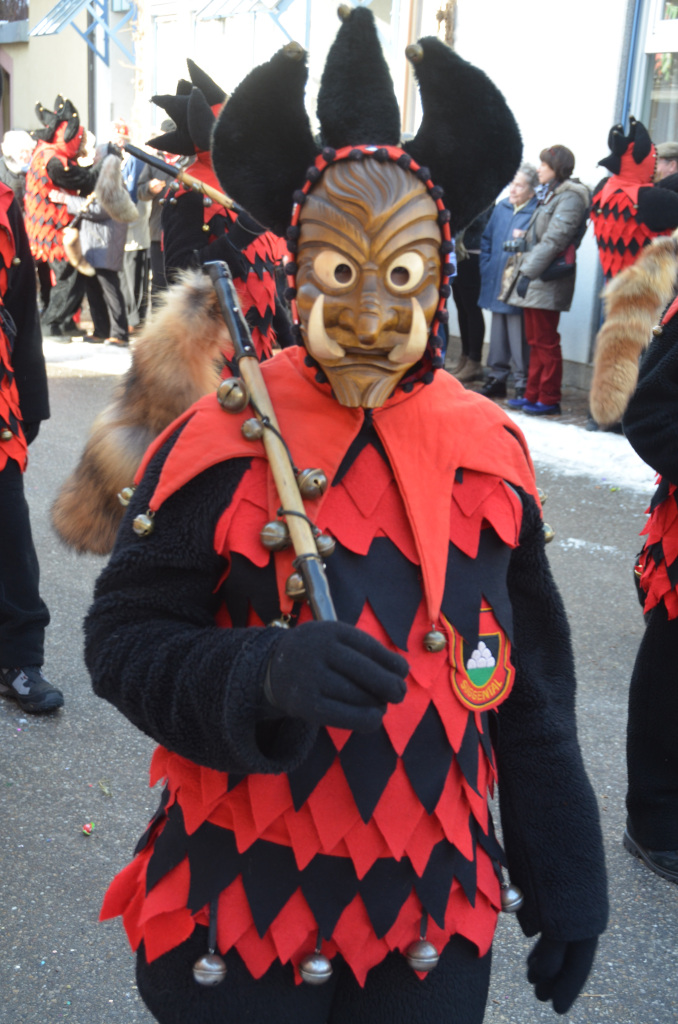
[496,490,608,942]
[622,310,678,482]
[46,157,100,197]
[5,198,49,423]
[636,185,678,232]
[84,431,317,775]
[273,296,294,349]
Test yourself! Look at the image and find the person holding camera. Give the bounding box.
[478,164,538,400]
[507,146,590,416]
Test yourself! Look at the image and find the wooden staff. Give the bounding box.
[123,143,240,211]
[205,260,337,623]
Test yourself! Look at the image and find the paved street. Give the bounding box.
[1,346,676,1024]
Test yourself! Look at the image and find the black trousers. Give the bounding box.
[121,249,150,328]
[84,268,129,341]
[0,459,50,667]
[451,255,485,362]
[43,258,86,331]
[149,240,167,304]
[137,929,491,1024]
[626,602,678,849]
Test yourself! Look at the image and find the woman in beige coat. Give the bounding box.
[508,146,590,415]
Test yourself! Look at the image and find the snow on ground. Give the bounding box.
[505,409,656,497]
[42,339,657,497]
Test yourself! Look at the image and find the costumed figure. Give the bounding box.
[25,96,101,339]
[589,232,678,883]
[85,11,608,1024]
[151,59,291,359]
[591,118,678,281]
[0,173,63,713]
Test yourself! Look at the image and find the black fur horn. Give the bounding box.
[147,93,194,155]
[404,38,522,234]
[316,5,400,148]
[187,58,227,107]
[212,43,319,236]
[187,86,216,154]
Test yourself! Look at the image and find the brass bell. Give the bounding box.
[299,951,333,984]
[202,222,210,232]
[543,523,555,544]
[11,256,21,266]
[132,512,155,537]
[269,616,291,629]
[241,417,264,441]
[297,468,328,499]
[536,487,547,506]
[217,377,249,412]
[404,939,439,972]
[0,427,12,441]
[117,486,136,507]
[169,197,178,206]
[337,3,352,20]
[405,42,424,64]
[423,629,446,653]
[315,533,336,557]
[282,40,306,61]
[652,324,663,337]
[192,952,227,986]
[285,572,306,600]
[500,881,524,913]
[260,520,291,551]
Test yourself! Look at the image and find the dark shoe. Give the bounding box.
[514,387,526,401]
[585,413,599,432]
[65,321,88,337]
[623,826,678,883]
[104,336,129,347]
[454,358,482,383]
[523,401,561,416]
[507,396,530,409]
[480,377,507,398]
[84,334,105,344]
[0,666,64,714]
[43,324,72,342]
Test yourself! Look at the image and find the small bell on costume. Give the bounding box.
[404,914,440,972]
[193,899,227,986]
[299,936,333,985]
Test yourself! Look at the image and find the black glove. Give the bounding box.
[516,274,531,299]
[22,422,40,445]
[527,936,598,1014]
[264,620,408,733]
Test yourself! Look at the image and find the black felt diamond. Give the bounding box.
[186,822,240,911]
[287,728,337,810]
[359,857,414,937]
[402,703,453,814]
[300,854,359,939]
[145,801,188,893]
[240,839,300,937]
[338,725,398,824]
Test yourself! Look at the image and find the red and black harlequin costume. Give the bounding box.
[620,294,678,879]
[591,118,678,281]
[85,11,608,1024]
[25,96,100,337]
[0,181,61,709]
[148,60,291,361]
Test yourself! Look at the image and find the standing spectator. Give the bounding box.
[508,145,590,416]
[0,130,36,207]
[25,96,101,341]
[136,121,181,306]
[114,118,151,331]
[51,153,138,346]
[655,140,678,183]
[0,177,63,713]
[478,163,538,400]
[450,207,492,382]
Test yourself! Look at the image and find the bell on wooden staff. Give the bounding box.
[241,417,264,441]
[260,520,291,551]
[315,532,336,557]
[285,571,306,599]
[217,377,249,412]
[297,468,328,499]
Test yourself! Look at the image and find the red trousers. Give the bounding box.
[523,308,562,406]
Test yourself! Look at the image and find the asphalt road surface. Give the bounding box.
[1,352,675,1024]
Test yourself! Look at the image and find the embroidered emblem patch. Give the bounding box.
[442,604,514,711]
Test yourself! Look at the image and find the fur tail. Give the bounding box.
[590,233,678,427]
[95,153,139,223]
[51,270,231,554]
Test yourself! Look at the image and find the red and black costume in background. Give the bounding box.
[621,296,678,875]
[591,118,678,281]
[0,182,54,686]
[85,12,607,1024]
[25,97,99,337]
[149,61,291,361]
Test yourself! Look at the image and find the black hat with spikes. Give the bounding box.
[598,117,654,173]
[212,5,521,237]
[147,59,227,155]
[32,95,81,143]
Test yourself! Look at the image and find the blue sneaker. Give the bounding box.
[506,396,529,409]
[523,401,561,416]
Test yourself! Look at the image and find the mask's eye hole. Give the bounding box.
[386,252,425,292]
[313,251,358,290]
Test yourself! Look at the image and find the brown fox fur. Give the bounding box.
[590,232,678,427]
[51,270,232,555]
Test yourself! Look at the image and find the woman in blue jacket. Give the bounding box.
[478,164,538,400]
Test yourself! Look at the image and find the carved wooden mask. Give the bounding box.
[296,159,442,408]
